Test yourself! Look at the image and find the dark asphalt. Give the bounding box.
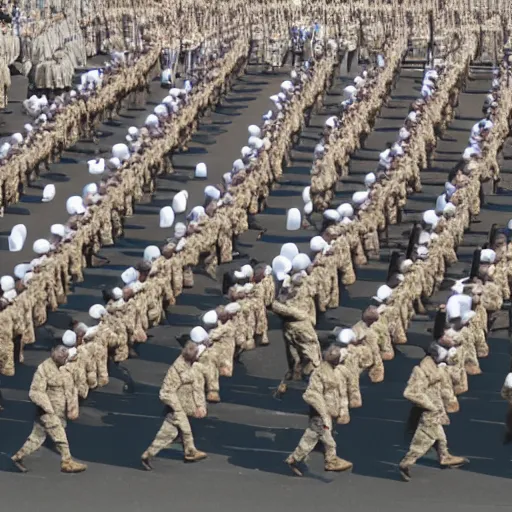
[1,57,512,512]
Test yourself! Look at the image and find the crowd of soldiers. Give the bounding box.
[1,0,512,481]
[269,43,512,478]
[4,27,339,473]
[0,44,160,216]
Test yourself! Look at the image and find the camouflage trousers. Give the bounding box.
[290,416,337,463]
[144,412,196,458]
[400,423,449,467]
[16,413,71,460]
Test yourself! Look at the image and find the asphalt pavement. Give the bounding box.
[1,58,512,512]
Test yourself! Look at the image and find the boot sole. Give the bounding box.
[441,462,468,469]
[325,466,353,473]
[286,462,303,477]
[184,455,208,463]
[399,468,411,482]
[12,460,28,473]
[61,468,87,473]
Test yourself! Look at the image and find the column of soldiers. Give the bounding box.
[273,33,476,393]
[277,52,512,478]
[0,27,252,380]
[4,9,512,477]
[269,33,506,476]
[308,35,406,212]
[0,45,161,215]
[6,40,342,471]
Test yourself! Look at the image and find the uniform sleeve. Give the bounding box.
[192,366,206,410]
[271,300,310,322]
[159,366,183,413]
[302,369,330,424]
[62,369,79,418]
[29,366,54,414]
[403,366,436,411]
[440,369,459,413]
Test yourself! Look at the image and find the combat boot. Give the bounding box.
[184,450,207,463]
[141,452,152,471]
[207,391,221,403]
[61,458,87,473]
[324,457,353,472]
[440,454,469,468]
[285,455,304,476]
[398,463,411,482]
[274,381,287,399]
[11,453,28,473]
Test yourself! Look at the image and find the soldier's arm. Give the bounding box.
[192,366,206,410]
[159,366,183,412]
[28,366,54,414]
[271,300,310,322]
[62,369,79,419]
[403,366,436,411]
[302,369,330,426]
[357,344,374,369]
[440,369,459,413]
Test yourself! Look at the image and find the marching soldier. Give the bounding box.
[11,345,87,473]
[286,344,353,476]
[399,343,468,481]
[141,342,208,470]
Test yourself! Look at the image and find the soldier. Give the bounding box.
[189,325,221,403]
[11,345,87,473]
[399,343,468,481]
[285,344,353,477]
[141,342,208,470]
[272,269,321,395]
[352,306,385,383]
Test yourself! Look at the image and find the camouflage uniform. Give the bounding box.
[12,356,85,472]
[142,355,207,461]
[286,360,352,473]
[399,356,466,478]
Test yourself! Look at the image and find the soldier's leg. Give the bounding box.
[12,420,47,467]
[275,339,300,397]
[203,250,218,280]
[109,360,135,393]
[434,424,468,467]
[39,414,72,460]
[286,418,322,475]
[321,418,352,472]
[176,413,206,462]
[142,414,180,467]
[399,425,437,481]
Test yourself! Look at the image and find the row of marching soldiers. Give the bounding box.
[6,54,333,473]
[8,257,276,473]
[0,45,159,215]
[278,60,512,478]
[0,24,254,376]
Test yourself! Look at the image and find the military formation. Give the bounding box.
[0,0,512,485]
